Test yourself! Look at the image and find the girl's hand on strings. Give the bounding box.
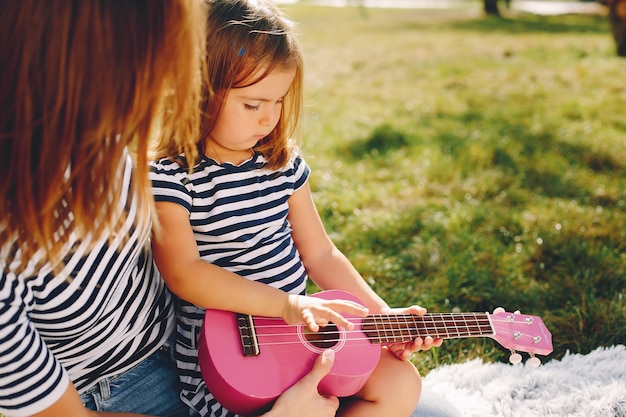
[381,305,444,361]
[282,294,368,332]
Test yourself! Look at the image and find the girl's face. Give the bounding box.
[208,67,296,163]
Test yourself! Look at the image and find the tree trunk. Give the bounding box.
[608,0,626,56]
[484,0,500,16]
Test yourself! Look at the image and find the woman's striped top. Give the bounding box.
[0,154,175,417]
[149,152,310,417]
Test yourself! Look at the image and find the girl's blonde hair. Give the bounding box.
[1,0,205,270]
[154,0,304,170]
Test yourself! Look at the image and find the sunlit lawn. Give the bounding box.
[281,3,626,373]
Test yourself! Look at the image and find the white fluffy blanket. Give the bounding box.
[423,345,626,417]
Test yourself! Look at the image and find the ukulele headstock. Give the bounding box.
[489,307,553,366]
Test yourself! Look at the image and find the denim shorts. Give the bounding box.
[80,343,188,417]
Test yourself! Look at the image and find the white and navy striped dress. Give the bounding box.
[0,154,175,417]
[150,152,310,417]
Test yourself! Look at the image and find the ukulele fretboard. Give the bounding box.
[361,313,494,344]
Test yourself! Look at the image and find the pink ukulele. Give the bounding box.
[198,290,553,416]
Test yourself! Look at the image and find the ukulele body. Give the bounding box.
[198,290,381,416]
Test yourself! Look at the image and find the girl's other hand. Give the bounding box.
[381,305,444,361]
[282,294,368,332]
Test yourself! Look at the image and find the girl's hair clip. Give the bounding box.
[238,46,245,57]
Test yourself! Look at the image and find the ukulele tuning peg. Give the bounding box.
[527,354,541,368]
[509,351,522,365]
[513,310,521,315]
[493,307,505,314]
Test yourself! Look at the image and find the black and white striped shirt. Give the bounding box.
[149,152,310,417]
[0,155,175,416]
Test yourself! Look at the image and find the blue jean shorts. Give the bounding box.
[80,343,188,417]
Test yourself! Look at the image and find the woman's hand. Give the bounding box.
[381,305,444,361]
[281,294,368,332]
[263,349,339,417]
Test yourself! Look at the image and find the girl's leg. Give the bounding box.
[411,388,463,417]
[338,348,421,417]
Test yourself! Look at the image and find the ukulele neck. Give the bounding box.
[361,313,494,344]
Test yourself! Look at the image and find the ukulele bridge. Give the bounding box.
[237,313,260,357]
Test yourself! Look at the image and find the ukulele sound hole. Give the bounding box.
[303,323,340,349]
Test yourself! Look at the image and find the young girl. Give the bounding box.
[150,1,441,416]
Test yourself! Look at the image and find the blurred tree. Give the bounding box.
[600,0,626,56]
[484,0,501,16]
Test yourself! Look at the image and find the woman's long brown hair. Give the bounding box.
[0,0,205,271]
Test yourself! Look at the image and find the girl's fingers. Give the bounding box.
[308,299,367,330]
[324,310,355,330]
[328,299,369,316]
[289,296,370,331]
[302,309,320,332]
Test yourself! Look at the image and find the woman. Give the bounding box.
[0,1,336,416]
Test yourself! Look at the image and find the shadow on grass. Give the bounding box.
[343,117,624,207]
[340,123,411,158]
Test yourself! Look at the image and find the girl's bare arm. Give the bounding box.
[152,201,366,327]
[287,183,389,313]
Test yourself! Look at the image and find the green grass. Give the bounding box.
[280,4,626,374]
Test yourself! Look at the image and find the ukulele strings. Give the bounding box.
[251,313,494,328]
[238,316,539,348]
[253,327,536,348]
[251,315,517,332]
